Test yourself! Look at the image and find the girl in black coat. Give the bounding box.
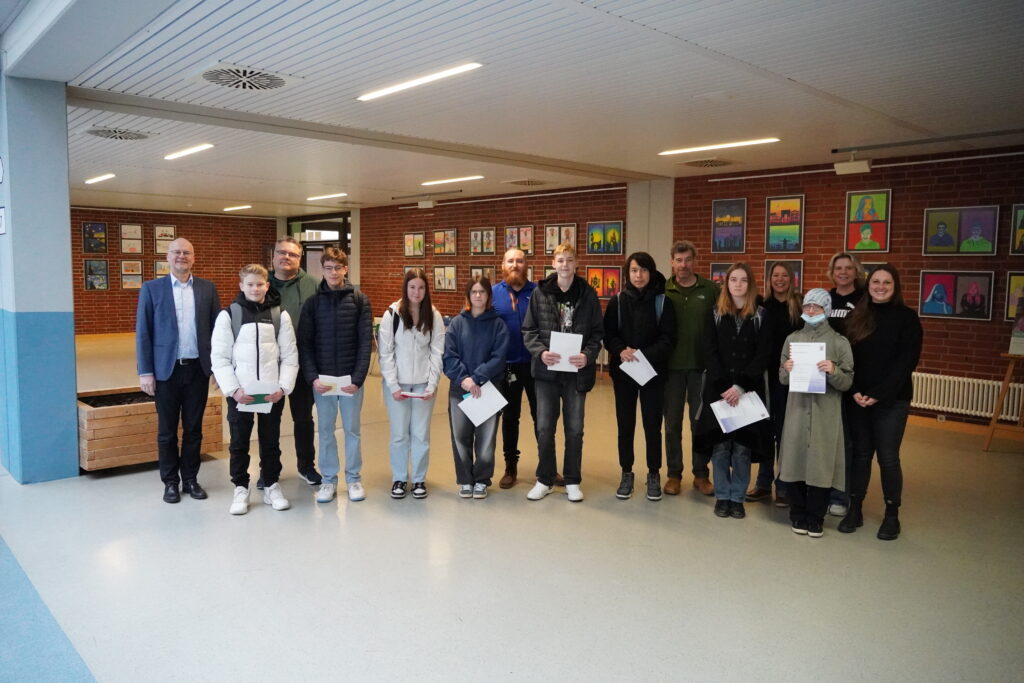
[603,252,677,501]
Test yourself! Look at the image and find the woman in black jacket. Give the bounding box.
[840,264,922,540]
[698,262,772,519]
[603,252,676,501]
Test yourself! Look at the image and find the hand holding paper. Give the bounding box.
[788,343,827,394]
[457,381,509,427]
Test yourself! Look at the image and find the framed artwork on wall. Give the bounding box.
[121,238,143,254]
[1010,205,1024,255]
[480,228,496,255]
[121,223,142,239]
[84,259,109,290]
[711,199,746,253]
[861,262,886,280]
[764,259,804,293]
[923,205,998,256]
[919,270,993,320]
[710,262,731,287]
[83,222,108,253]
[765,195,804,253]
[504,227,519,251]
[544,223,578,253]
[544,266,556,279]
[155,239,174,254]
[154,225,176,240]
[434,265,457,291]
[585,221,623,255]
[434,229,456,255]
[121,274,143,289]
[470,265,497,283]
[404,232,424,257]
[586,266,622,299]
[121,260,142,275]
[1005,271,1024,321]
[845,190,891,253]
[155,261,171,276]
[506,225,533,255]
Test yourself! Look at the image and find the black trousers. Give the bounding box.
[498,362,537,463]
[228,397,284,488]
[276,374,315,471]
[612,372,665,473]
[849,400,909,507]
[788,481,830,526]
[155,362,210,484]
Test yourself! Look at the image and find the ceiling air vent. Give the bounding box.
[86,128,150,141]
[501,178,550,187]
[680,158,732,168]
[198,63,296,91]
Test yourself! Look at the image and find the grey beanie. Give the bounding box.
[802,288,832,316]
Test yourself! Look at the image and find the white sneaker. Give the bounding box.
[472,482,488,499]
[316,482,337,503]
[527,481,553,501]
[458,484,473,498]
[828,503,848,517]
[263,482,290,511]
[566,484,584,502]
[229,486,249,515]
[348,481,366,502]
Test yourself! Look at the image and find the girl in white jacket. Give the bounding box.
[378,268,445,499]
[211,264,299,515]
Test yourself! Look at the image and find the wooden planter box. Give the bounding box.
[78,387,223,471]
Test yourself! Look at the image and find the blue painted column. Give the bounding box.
[0,69,79,482]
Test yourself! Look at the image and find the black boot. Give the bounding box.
[838,497,864,533]
[877,503,901,541]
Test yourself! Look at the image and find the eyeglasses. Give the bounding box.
[275,249,301,259]
[322,265,345,272]
[168,250,193,256]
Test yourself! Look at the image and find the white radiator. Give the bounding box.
[912,372,1023,421]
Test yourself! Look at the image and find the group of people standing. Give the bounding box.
[137,235,921,540]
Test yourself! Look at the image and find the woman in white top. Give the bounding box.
[378,268,446,499]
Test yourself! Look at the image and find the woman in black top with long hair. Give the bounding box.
[840,264,922,540]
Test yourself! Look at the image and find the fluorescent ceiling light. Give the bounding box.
[223,205,251,212]
[84,173,116,184]
[164,143,214,160]
[658,137,780,156]
[421,175,484,186]
[306,192,348,201]
[357,62,482,102]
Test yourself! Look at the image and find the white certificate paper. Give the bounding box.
[548,331,583,373]
[710,392,769,433]
[618,349,657,387]
[789,342,827,394]
[235,380,278,414]
[457,381,509,427]
[318,374,353,396]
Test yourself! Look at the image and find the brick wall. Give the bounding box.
[672,146,1024,383]
[72,208,277,334]
[358,186,628,316]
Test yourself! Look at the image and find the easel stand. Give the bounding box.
[984,353,1024,450]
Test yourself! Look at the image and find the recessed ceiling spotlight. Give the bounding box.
[307,192,349,201]
[164,143,214,160]
[658,138,780,156]
[357,62,482,102]
[84,173,116,184]
[421,175,484,186]
[223,205,251,212]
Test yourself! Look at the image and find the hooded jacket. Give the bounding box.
[297,280,373,386]
[378,301,446,394]
[603,269,676,378]
[442,307,509,395]
[211,288,299,397]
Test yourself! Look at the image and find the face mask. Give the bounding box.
[801,312,826,325]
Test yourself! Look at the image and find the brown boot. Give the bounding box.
[663,477,682,495]
[498,461,517,489]
[693,477,714,496]
[554,473,566,487]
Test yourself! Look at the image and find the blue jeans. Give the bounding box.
[314,387,364,484]
[711,440,751,503]
[755,372,788,496]
[535,375,586,486]
[383,381,435,482]
[448,392,498,485]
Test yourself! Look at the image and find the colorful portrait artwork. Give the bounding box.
[710,262,731,287]
[82,222,108,253]
[923,206,998,256]
[585,221,624,255]
[544,225,559,254]
[919,270,993,320]
[481,228,495,255]
[470,265,496,283]
[84,259,109,290]
[764,260,803,294]
[585,266,622,298]
[1010,205,1024,255]
[512,225,533,255]
[560,224,576,250]
[765,195,804,253]
[404,233,424,257]
[470,230,482,255]
[433,229,456,255]
[505,227,519,250]
[433,265,457,291]
[1005,272,1024,321]
[711,199,746,253]
[845,190,891,253]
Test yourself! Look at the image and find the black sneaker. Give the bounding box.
[391,481,407,499]
[729,502,746,519]
[645,472,662,501]
[807,520,824,538]
[411,482,428,499]
[298,468,323,486]
[256,477,265,490]
[615,472,634,500]
[791,519,808,535]
[714,499,730,517]
[877,516,901,541]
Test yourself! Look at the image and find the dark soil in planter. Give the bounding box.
[79,392,154,407]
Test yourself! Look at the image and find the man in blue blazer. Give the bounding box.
[136,238,221,503]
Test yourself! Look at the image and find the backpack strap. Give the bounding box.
[655,293,665,323]
[230,302,280,339]
[392,308,401,337]
[270,306,281,336]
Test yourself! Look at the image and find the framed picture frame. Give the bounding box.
[861,262,886,280]
[433,229,456,255]
[470,230,482,255]
[155,261,171,276]
[121,274,143,289]
[586,265,622,299]
[544,266,556,279]
[922,205,999,256]
[84,259,109,290]
[470,265,497,283]
[120,260,142,275]
[710,262,732,287]
[155,238,174,254]
[82,222,108,253]
[121,238,143,253]
[919,270,993,320]
[585,221,624,255]
[1010,205,1024,255]
[404,232,424,257]
[434,265,457,291]
[480,228,496,255]
[1005,271,1024,321]
[154,225,175,240]
[120,223,142,239]
[504,225,533,255]
[711,199,746,253]
[765,195,804,253]
[764,259,804,294]
[845,189,891,253]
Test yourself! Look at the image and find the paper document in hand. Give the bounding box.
[457,381,509,427]
[788,342,827,394]
[618,349,657,387]
[400,391,430,399]
[236,380,278,413]
[548,331,583,372]
[318,374,353,396]
[710,392,769,433]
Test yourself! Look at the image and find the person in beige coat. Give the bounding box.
[778,288,854,538]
